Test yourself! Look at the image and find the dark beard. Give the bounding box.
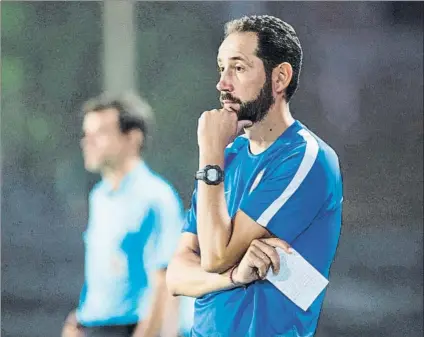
[220,73,274,123]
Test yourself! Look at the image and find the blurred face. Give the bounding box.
[81,108,128,172]
[217,32,275,123]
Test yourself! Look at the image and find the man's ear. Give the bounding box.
[128,129,144,151]
[273,62,293,95]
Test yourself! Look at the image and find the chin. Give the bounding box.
[84,162,101,173]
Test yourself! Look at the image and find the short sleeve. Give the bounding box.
[240,140,331,243]
[154,187,185,269]
[76,282,88,317]
[182,184,198,235]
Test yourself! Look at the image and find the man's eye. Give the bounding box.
[235,66,245,72]
[217,66,224,73]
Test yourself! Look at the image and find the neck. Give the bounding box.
[101,156,141,190]
[244,100,295,155]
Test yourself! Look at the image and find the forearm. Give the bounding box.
[197,153,235,272]
[159,295,180,337]
[133,271,168,337]
[166,248,237,298]
[61,310,84,337]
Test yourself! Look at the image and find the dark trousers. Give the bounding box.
[81,324,137,337]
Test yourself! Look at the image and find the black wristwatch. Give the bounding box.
[195,165,224,185]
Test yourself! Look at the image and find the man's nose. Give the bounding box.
[80,134,94,149]
[216,72,234,92]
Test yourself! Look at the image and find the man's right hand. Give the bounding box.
[232,237,292,285]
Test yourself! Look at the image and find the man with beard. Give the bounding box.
[166,15,343,337]
[61,92,183,337]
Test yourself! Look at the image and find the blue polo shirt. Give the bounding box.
[183,120,343,337]
[76,161,183,327]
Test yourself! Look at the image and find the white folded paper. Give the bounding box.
[266,247,329,311]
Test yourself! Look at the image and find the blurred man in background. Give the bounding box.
[167,15,342,337]
[61,92,184,337]
[177,297,195,337]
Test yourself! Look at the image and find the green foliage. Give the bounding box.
[2,1,102,207]
[2,56,24,93]
[1,2,25,38]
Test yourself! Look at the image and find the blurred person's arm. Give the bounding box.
[132,269,175,337]
[159,288,180,337]
[133,185,185,337]
[61,310,84,337]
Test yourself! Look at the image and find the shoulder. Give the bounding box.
[88,181,104,200]
[297,125,340,173]
[133,167,182,208]
[293,126,341,190]
[268,124,340,178]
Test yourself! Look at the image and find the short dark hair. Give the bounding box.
[82,91,154,146]
[225,15,303,102]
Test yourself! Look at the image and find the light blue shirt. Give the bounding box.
[183,120,343,337]
[179,296,195,336]
[77,161,184,327]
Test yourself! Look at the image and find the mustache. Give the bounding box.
[220,93,242,105]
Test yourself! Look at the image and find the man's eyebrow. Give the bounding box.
[217,56,254,67]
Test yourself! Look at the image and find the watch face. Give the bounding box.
[206,168,219,181]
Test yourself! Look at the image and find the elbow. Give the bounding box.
[200,256,228,274]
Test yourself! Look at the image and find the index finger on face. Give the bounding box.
[221,107,238,119]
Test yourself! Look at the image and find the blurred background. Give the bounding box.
[1,1,423,336]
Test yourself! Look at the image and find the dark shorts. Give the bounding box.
[81,324,137,337]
